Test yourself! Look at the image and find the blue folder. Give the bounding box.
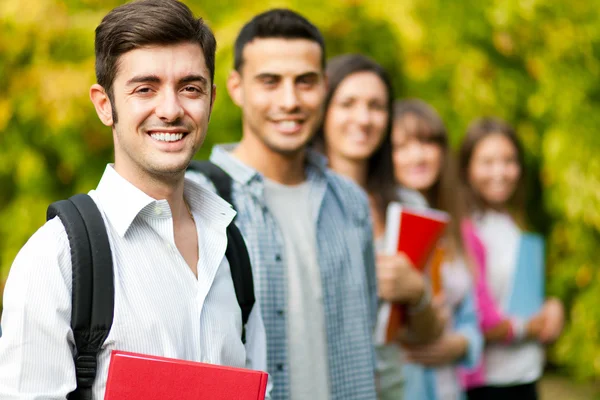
[505,233,545,318]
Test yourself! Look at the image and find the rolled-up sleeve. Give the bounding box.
[244,300,272,399]
[362,204,379,332]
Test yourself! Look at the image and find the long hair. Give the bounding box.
[314,53,396,208]
[393,99,465,257]
[459,117,526,226]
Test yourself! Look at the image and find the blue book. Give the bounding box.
[505,233,545,318]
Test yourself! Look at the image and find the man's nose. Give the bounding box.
[155,90,184,122]
[279,82,300,112]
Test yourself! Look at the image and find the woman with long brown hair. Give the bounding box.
[390,99,482,400]
[459,118,564,400]
[314,54,444,399]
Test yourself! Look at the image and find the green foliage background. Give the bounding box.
[1,0,599,380]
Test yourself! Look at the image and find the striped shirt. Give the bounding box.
[0,164,267,399]
[187,144,379,400]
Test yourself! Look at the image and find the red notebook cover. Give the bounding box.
[104,351,268,400]
[383,203,449,343]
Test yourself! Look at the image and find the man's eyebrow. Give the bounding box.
[296,71,320,80]
[180,75,208,87]
[125,75,161,86]
[124,74,209,87]
[254,73,280,80]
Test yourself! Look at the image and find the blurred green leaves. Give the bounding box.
[0,0,599,379]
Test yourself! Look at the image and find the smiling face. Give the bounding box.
[323,71,389,162]
[91,41,215,181]
[227,38,326,157]
[468,133,521,207]
[391,115,443,192]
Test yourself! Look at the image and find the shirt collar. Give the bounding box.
[91,164,235,238]
[396,187,430,208]
[209,142,329,186]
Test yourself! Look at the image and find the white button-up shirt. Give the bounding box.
[0,165,268,399]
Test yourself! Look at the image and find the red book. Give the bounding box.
[382,203,449,343]
[104,351,268,400]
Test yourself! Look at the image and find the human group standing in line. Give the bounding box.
[0,1,564,400]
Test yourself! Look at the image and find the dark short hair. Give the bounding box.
[233,8,325,72]
[95,0,216,100]
[459,117,526,216]
[315,54,395,204]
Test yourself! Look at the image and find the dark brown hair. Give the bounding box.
[393,99,464,256]
[95,0,217,121]
[314,53,396,207]
[459,117,526,222]
[233,8,325,72]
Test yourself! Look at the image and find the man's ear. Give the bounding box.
[208,84,217,122]
[226,70,243,107]
[90,84,114,126]
[323,74,329,94]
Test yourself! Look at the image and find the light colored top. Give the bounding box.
[474,210,544,385]
[187,144,378,400]
[263,178,330,400]
[374,187,429,399]
[393,188,482,400]
[435,256,474,399]
[0,165,268,400]
[373,238,405,400]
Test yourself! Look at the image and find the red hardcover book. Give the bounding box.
[104,351,268,400]
[382,203,449,343]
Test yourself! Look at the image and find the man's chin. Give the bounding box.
[146,159,192,179]
[265,135,314,157]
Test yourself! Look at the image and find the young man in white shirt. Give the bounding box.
[0,1,267,399]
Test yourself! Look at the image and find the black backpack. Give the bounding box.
[47,161,254,400]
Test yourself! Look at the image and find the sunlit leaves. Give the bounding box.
[0,0,599,379]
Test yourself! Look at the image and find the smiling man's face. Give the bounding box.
[92,41,215,180]
[227,38,326,157]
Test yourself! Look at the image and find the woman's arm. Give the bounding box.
[463,220,550,344]
[377,253,444,344]
[453,289,484,368]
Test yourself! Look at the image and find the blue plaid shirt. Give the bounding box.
[187,144,378,400]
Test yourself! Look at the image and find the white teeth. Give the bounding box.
[150,133,184,142]
[279,121,299,128]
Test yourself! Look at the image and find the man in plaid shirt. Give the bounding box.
[188,9,442,400]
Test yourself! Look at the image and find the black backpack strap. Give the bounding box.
[187,160,233,205]
[47,194,114,400]
[226,223,255,343]
[187,160,255,343]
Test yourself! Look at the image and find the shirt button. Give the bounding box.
[276,309,284,317]
[276,363,284,372]
[154,206,162,215]
[275,254,282,262]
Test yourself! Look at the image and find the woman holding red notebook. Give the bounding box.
[313,54,445,400]
[390,100,483,400]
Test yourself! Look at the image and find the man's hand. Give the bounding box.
[404,333,468,366]
[376,253,425,305]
